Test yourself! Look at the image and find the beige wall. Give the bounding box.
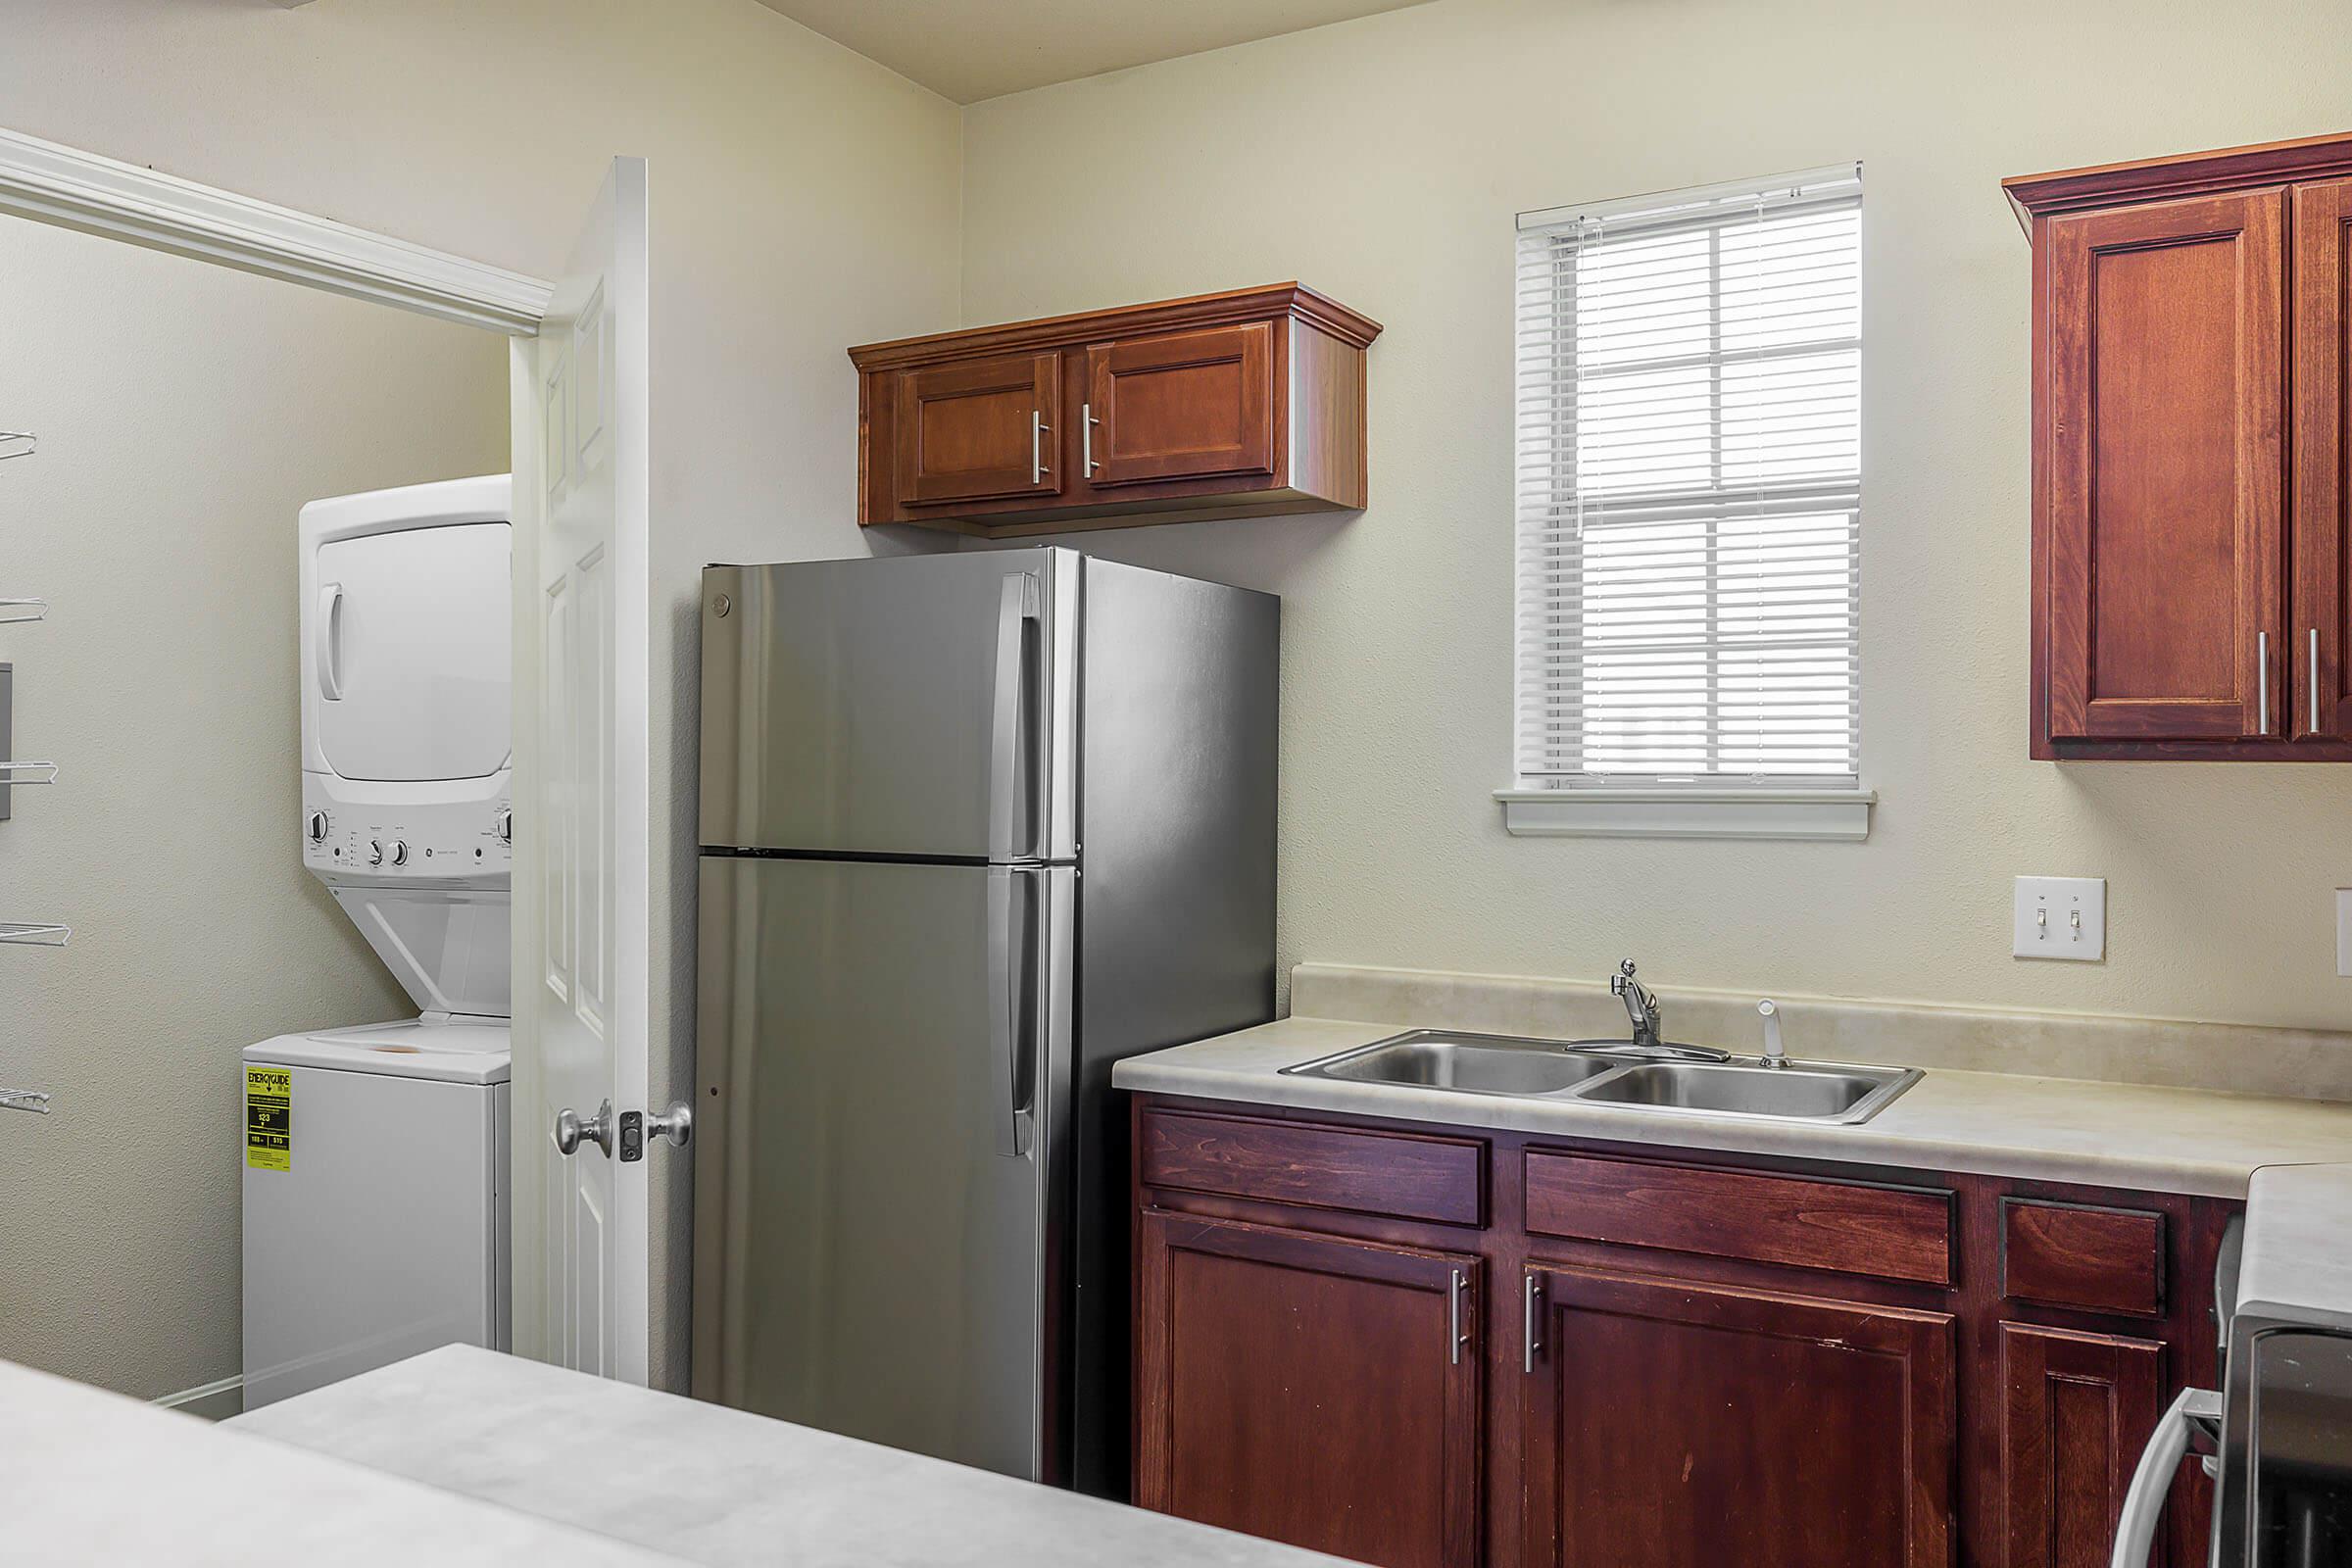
[0,0,964,1391]
[0,216,508,1398]
[959,0,2352,1034]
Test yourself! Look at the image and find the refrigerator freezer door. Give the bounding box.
[691,855,1067,1481]
[699,551,1078,861]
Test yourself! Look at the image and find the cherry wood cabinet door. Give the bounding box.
[1520,1265,1956,1568]
[891,351,1062,506]
[2043,189,2286,742]
[1135,1211,1482,1568]
[2294,176,2352,741]
[1996,1323,2165,1568]
[1084,322,1277,487]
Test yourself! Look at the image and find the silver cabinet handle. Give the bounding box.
[1030,411,1052,484]
[1448,1268,1468,1366]
[645,1102,693,1148]
[2257,630,2271,735]
[553,1099,612,1158]
[2313,627,2324,736]
[1083,402,1101,475]
[1523,1274,1543,1373]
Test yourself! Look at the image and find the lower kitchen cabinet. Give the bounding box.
[1996,1324,2165,1568]
[1133,1210,1483,1568]
[1521,1267,1955,1568]
[1130,1098,2235,1568]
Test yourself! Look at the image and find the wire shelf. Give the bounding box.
[0,923,70,947]
[0,599,43,624]
[0,432,33,462]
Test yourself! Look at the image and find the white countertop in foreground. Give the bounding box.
[234,1345,1345,1568]
[1113,1015,2352,1198]
[0,1357,667,1565]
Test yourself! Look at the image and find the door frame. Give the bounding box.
[0,125,647,1378]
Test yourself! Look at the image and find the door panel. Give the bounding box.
[691,857,1057,1481]
[520,157,652,1384]
[1521,1265,1955,1568]
[698,551,1071,859]
[1135,1212,1481,1568]
[2293,176,2352,740]
[2045,190,2285,741]
[1086,322,1276,487]
[1997,1323,2164,1568]
[895,352,1062,505]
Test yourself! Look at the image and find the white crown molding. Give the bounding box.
[0,125,552,335]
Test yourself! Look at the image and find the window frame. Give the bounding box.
[1499,165,1874,842]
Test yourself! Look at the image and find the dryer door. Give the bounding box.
[316,521,511,782]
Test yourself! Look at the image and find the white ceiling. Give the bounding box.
[755,0,1434,104]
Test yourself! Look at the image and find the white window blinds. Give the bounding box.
[1514,165,1863,786]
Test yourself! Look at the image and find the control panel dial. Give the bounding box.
[368,839,385,867]
[306,810,331,845]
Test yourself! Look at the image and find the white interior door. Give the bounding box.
[512,158,652,1383]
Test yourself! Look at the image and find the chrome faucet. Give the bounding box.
[1610,959,1662,1051]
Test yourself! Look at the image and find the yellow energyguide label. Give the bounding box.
[245,1066,291,1171]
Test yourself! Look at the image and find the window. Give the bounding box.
[1503,166,1870,840]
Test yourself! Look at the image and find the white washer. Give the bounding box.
[240,1021,509,1407]
[243,475,515,1410]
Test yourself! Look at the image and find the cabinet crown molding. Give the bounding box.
[849,281,1383,371]
[2003,129,2352,229]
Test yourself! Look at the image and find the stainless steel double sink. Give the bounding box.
[1280,1029,1922,1125]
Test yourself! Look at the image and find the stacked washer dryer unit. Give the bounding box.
[241,474,515,1410]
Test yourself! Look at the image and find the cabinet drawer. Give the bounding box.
[2002,1199,2165,1316]
[1524,1152,1954,1286]
[1139,1109,1486,1228]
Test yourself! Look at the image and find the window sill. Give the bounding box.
[1494,786,1877,842]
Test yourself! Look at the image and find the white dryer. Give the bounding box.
[243,474,515,1410]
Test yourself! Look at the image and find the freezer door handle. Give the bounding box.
[987,572,1040,861]
[987,867,1037,1158]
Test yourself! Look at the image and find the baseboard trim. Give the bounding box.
[154,1373,243,1422]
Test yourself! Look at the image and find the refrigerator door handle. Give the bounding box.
[987,866,1037,1158]
[987,572,1041,862]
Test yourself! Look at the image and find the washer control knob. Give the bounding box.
[306,810,330,845]
[389,840,411,867]
[368,839,385,867]
[494,807,514,845]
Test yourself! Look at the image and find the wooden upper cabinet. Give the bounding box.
[2042,190,2283,744]
[851,284,1378,536]
[892,352,1062,506]
[2007,131,2352,759]
[1085,322,1276,486]
[2294,176,2352,740]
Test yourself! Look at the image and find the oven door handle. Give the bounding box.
[2111,1385,2222,1568]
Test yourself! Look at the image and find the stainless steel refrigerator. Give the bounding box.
[690,548,1277,1495]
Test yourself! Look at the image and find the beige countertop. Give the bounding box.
[1112,1015,2352,1199]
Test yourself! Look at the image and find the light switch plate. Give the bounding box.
[2338,889,2351,978]
[2014,876,2105,960]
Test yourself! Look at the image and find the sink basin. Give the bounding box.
[1287,1031,1621,1097]
[1282,1029,1923,1124]
[1572,1059,1921,1124]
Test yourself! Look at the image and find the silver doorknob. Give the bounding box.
[646,1102,693,1148]
[553,1099,612,1157]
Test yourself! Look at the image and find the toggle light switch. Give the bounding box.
[2014,876,2105,961]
